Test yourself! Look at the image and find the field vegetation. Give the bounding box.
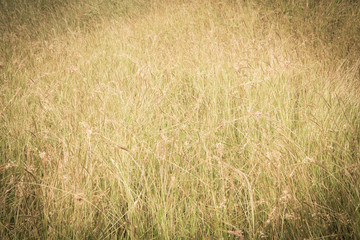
[1,0,360,238]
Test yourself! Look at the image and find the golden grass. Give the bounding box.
[1,0,360,238]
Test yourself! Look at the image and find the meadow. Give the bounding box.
[1,0,359,239]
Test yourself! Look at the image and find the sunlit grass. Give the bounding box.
[1,0,359,239]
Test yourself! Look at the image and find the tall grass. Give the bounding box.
[1,0,359,238]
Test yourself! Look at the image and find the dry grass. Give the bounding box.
[1,0,360,239]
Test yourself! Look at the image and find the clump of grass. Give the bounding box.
[1,0,359,239]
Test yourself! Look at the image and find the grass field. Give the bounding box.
[1,0,360,239]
